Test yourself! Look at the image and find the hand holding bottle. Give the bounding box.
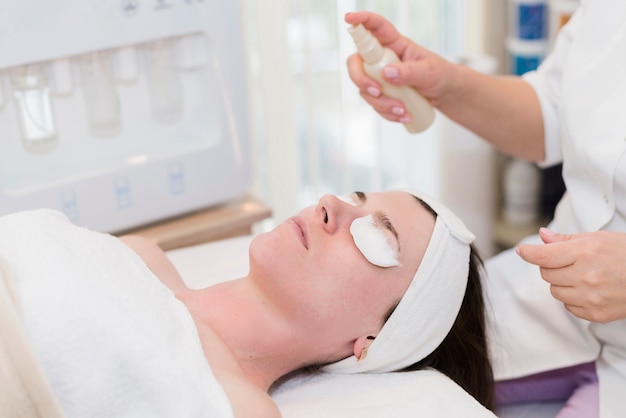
[345,11,456,130]
[346,11,545,160]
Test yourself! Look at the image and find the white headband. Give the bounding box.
[323,190,475,374]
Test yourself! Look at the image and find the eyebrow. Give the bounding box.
[354,191,366,204]
[353,191,400,245]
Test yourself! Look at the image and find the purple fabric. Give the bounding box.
[556,380,599,418]
[495,362,598,418]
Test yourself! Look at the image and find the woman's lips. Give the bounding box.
[290,217,308,249]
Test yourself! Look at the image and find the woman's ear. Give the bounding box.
[353,335,376,361]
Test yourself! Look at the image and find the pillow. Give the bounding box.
[271,369,495,417]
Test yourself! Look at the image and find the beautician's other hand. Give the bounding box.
[517,228,626,323]
[344,11,456,124]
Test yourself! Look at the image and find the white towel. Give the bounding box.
[0,209,233,418]
[271,369,497,418]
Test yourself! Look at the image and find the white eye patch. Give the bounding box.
[350,214,400,268]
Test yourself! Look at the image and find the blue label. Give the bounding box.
[169,163,185,196]
[115,176,132,209]
[61,190,80,221]
[512,55,542,75]
[517,4,546,40]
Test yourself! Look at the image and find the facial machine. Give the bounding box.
[0,0,250,233]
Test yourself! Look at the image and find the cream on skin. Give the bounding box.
[338,194,400,268]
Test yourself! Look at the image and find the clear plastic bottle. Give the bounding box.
[502,158,541,226]
[78,51,122,137]
[348,24,435,134]
[11,64,59,153]
[144,39,183,124]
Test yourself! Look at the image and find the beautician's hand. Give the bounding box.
[517,228,626,324]
[344,11,456,124]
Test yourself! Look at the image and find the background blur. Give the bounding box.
[241,0,572,257]
[0,0,572,257]
[242,0,501,257]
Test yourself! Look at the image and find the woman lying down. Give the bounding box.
[0,190,494,417]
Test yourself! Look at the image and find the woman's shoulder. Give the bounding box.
[219,373,281,418]
[119,235,188,292]
[192,320,282,418]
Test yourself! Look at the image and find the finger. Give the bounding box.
[345,11,377,25]
[563,304,592,322]
[564,302,615,324]
[548,283,579,305]
[516,242,577,269]
[539,227,576,244]
[346,53,381,97]
[550,283,614,324]
[358,89,408,114]
[539,265,577,287]
[381,60,433,90]
[345,11,410,59]
[345,12,402,45]
[348,56,427,113]
[381,55,446,101]
[358,91,410,123]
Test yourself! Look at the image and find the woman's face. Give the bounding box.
[248,191,435,348]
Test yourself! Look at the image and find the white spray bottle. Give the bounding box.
[348,24,435,134]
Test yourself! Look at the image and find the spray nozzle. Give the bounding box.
[348,24,384,64]
[347,23,368,42]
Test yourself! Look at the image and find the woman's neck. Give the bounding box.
[177,278,309,392]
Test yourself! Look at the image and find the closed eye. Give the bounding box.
[353,191,400,251]
[375,210,393,232]
[374,209,399,248]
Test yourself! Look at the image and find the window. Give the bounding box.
[241,0,484,228]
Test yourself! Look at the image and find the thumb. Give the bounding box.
[381,51,447,101]
[382,60,431,95]
[539,227,575,244]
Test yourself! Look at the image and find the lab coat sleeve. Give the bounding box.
[521,3,585,168]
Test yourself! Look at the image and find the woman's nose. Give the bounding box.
[316,194,352,233]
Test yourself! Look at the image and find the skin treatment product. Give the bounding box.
[113,46,140,84]
[174,33,208,70]
[145,39,183,124]
[350,214,400,267]
[79,51,122,137]
[503,158,540,226]
[49,58,75,97]
[348,24,435,134]
[11,64,58,153]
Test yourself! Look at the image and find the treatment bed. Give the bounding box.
[0,209,562,417]
[167,235,563,417]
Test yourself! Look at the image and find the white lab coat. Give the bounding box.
[485,1,626,417]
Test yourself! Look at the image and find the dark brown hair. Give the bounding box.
[404,197,495,411]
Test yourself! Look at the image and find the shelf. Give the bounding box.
[493,216,549,249]
[118,194,272,250]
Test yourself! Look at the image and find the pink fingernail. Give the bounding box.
[383,66,399,78]
[399,116,411,123]
[366,86,381,97]
[392,106,405,116]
